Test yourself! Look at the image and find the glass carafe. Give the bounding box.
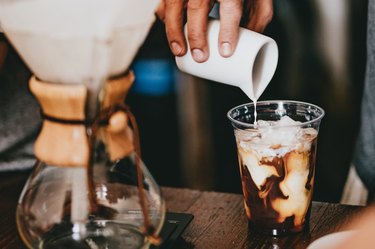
[16,73,165,249]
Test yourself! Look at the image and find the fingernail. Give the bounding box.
[221,42,232,57]
[192,49,205,62]
[171,42,183,55]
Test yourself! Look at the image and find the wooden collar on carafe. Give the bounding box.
[96,72,135,161]
[29,72,135,167]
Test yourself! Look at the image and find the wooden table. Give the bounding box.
[0,171,364,249]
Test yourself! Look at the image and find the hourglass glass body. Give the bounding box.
[16,74,165,249]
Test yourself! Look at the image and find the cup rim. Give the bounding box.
[227,100,325,128]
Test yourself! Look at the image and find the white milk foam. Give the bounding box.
[235,116,318,157]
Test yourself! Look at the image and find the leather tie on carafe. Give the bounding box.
[94,72,135,161]
[93,72,161,245]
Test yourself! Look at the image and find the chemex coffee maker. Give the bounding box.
[0,0,165,248]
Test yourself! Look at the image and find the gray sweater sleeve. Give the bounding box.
[0,56,40,171]
[354,0,375,193]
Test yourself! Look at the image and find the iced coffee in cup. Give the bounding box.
[227,100,324,236]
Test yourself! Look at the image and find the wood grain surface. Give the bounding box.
[0,172,364,249]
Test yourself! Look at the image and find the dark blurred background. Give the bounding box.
[128,0,368,203]
[0,0,368,203]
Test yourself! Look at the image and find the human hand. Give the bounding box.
[156,0,273,63]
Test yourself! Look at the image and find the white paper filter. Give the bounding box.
[0,0,159,84]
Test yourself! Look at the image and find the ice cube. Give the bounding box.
[277,116,301,126]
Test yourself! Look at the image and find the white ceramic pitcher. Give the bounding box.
[176,19,278,101]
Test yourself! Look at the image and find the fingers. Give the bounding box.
[158,0,253,61]
[186,0,213,62]
[164,0,187,56]
[218,0,243,57]
[245,0,273,33]
[156,1,167,22]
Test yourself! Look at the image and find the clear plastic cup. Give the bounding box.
[227,100,325,236]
